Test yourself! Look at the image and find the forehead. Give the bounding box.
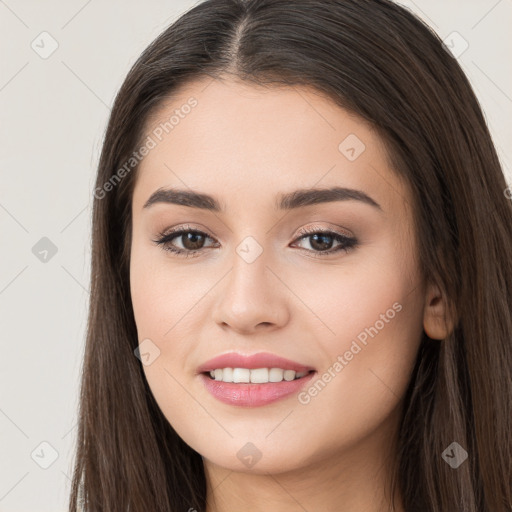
[133,77,410,216]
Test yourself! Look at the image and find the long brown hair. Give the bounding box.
[69,0,512,510]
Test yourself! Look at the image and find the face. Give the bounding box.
[129,77,427,475]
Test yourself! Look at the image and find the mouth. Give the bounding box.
[196,352,316,406]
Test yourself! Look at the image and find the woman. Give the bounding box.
[70,0,512,510]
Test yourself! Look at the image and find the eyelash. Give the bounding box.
[152,225,358,259]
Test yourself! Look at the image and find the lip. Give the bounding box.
[196,351,316,407]
[196,351,316,374]
[199,371,316,407]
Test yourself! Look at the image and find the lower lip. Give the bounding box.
[199,371,316,407]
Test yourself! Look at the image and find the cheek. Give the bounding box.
[129,237,208,340]
[129,240,215,409]
[289,231,420,350]
[130,247,203,433]
[291,237,424,440]
[298,293,423,455]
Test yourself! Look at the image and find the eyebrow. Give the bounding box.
[143,186,382,212]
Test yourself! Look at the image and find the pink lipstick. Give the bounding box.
[197,352,316,407]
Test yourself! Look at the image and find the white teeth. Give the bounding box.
[233,368,250,383]
[269,368,284,382]
[283,369,296,381]
[207,367,310,383]
[222,367,234,382]
[250,368,269,383]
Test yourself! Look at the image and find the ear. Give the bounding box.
[423,281,454,340]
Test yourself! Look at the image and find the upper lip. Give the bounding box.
[196,352,316,374]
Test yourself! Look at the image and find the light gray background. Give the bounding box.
[1,1,511,510]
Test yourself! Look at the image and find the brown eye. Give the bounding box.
[292,229,358,256]
[178,231,207,251]
[153,228,218,257]
[307,233,336,251]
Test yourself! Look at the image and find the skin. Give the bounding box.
[129,76,451,512]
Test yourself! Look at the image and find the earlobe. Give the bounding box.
[423,282,455,340]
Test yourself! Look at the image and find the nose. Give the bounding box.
[211,245,291,335]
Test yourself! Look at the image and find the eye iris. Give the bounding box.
[182,232,205,250]
[309,233,333,251]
